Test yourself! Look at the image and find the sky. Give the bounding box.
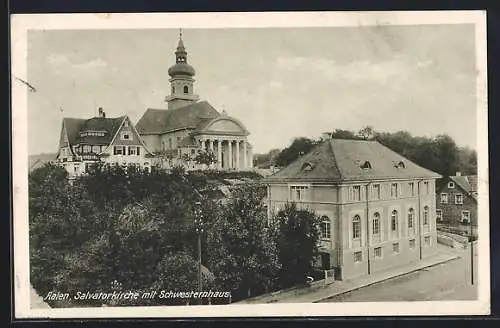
[26,25,478,155]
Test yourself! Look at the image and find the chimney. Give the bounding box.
[98,107,106,118]
[456,171,461,176]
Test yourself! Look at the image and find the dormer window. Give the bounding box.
[302,162,314,171]
[448,181,455,189]
[121,132,131,140]
[360,161,372,169]
[394,160,405,169]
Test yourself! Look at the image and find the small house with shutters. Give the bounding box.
[263,137,441,280]
[435,172,478,226]
[56,107,155,179]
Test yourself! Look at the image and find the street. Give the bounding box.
[321,243,478,302]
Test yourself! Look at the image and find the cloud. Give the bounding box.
[275,55,411,83]
[46,54,108,74]
[416,60,434,68]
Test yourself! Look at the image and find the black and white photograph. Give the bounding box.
[11,11,489,318]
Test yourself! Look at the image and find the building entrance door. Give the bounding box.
[320,252,331,270]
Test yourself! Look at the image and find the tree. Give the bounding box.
[434,134,460,177]
[275,137,319,167]
[457,147,477,175]
[357,125,376,140]
[194,150,217,168]
[206,183,280,301]
[274,202,321,289]
[330,129,361,140]
[29,162,223,307]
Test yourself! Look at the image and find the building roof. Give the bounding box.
[136,101,221,135]
[264,139,441,183]
[29,153,56,172]
[449,175,478,201]
[63,116,125,146]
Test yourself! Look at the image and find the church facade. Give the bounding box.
[136,33,254,171]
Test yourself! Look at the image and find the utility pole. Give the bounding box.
[468,191,474,285]
[365,182,371,275]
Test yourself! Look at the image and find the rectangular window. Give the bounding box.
[114,146,123,155]
[352,185,361,201]
[391,183,398,198]
[408,182,415,196]
[436,209,443,221]
[440,193,448,204]
[409,239,416,249]
[461,211,471,223]
[455,194,464,205]
[392,242,400,253]
[374,247,382,258]
[448,181,455,188]
[136,147,141,155]
[290,186,308,201]
[354,251,362,263]
[423,181,429,195]
[372,184,381,200]
[424,236,431,246]
[128,146,136,155]
[121,131,131,140]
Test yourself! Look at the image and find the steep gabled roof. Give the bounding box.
[448,175,478,201]
[62,118,86,145]
[465,175,478,192]
[264,139,441,184]
[63,116,125,146]
[136,101,220,135]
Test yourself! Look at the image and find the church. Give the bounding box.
[136,32,254,171]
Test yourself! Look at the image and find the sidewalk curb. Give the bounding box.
[313,255,461,303]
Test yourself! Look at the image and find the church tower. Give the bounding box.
[165,30,200,110]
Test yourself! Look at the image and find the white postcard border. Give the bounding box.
[11,11,490,318]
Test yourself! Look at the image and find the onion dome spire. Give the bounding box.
[168,28,195,77]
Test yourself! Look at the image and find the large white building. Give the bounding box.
[135,33,254,171]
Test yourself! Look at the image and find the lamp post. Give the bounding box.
[194,201,204,295]
[467,192,474,286]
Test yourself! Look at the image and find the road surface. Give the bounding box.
[321,244,478,302]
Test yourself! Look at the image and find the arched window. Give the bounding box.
[360,161,372,169]
[172,86,175,94]
[352,215,361,239]
[169,138,172,149]
[372,212,380,235]
[423,206,429,225]
[320,216,331,239]
[161,141,165,151]
[183,85,189,94]
[391,210,398,232]
[408,208,415,229]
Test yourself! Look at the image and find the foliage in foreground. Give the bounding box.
[29,164,320,307]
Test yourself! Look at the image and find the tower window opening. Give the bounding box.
[172,86,175,94]
[183,85,189,94]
